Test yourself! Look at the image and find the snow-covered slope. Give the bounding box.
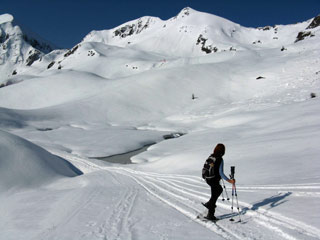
[0,130,81,192]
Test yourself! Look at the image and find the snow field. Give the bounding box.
[1,7,320,240]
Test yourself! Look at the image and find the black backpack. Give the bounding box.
[202,155,216,179]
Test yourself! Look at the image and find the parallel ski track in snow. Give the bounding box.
[109,168,320,240]
[58,154,320,240]
[98,185,138,240]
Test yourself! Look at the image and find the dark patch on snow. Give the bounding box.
[47,61,55,69]
[94,132,184,164]
[182,7,190,16]
[163,132,185,140]
[0,82,8,88]
[192,93,198,100]
[87,50,95,56]
[0,79,19,88]
[93,143,155,164]
[258,26,272,31]
[281,46,287,51]
[12,70,17,75]
[196,34,218,54]
[114,18,151,39]
[37,128,54,131]
[295,31,315,43]
[256,76,265,80]
[2,43,7,50]
[306,15,320,29]
[0,32,9,44]
[310,92,316,98]
[64,45,79,57]
[26,50,41,66]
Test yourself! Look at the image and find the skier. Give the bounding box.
[202,143,235,220]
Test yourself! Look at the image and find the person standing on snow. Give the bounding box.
[202,143,235,220]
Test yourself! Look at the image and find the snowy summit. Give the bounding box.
[0,7,320,240]
[0,13,14,24]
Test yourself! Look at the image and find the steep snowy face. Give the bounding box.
[81,7,320,57]
[0,14,55,83]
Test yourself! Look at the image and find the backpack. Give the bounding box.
[202,155,216,179]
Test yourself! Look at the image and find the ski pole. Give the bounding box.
[229,166,235,221]
[230,184,235,221]
[221,187,225,201]
[234,185,242,222]
[222,179,230,201]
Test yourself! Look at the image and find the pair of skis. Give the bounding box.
[197,212,238,222]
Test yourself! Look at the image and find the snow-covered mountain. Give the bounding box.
[0,14,56,84]
[1,8,319,83]
[0,7,320,240]
[83,7,320,57]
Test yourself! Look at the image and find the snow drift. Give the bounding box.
[0,130,82,192]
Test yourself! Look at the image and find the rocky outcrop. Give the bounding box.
[113,18,152,39]
[306,15,320,29]
[26,50,41,66]
[295,31,315,43]
[64,45,79,57]
[196,34,218,54]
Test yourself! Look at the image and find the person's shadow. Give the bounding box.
[250,192,292,211]
[242,192,292,214]
[238,192,292,223]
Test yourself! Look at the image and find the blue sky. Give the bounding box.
[2,0,320,48]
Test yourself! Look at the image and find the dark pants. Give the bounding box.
[207,183,223,215]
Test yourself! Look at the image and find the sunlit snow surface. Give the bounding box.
[0,8,320,240]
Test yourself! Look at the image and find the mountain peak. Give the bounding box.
[177,7,194,16]
[0,13,14,24]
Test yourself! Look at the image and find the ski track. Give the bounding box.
[39,187,102,240]
[98,187,137,240]
[82,171,138,240]
[55,153,320,240]
[111,167,320,240]
[113,169,242,240]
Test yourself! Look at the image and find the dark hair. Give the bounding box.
[213,143,225,157]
